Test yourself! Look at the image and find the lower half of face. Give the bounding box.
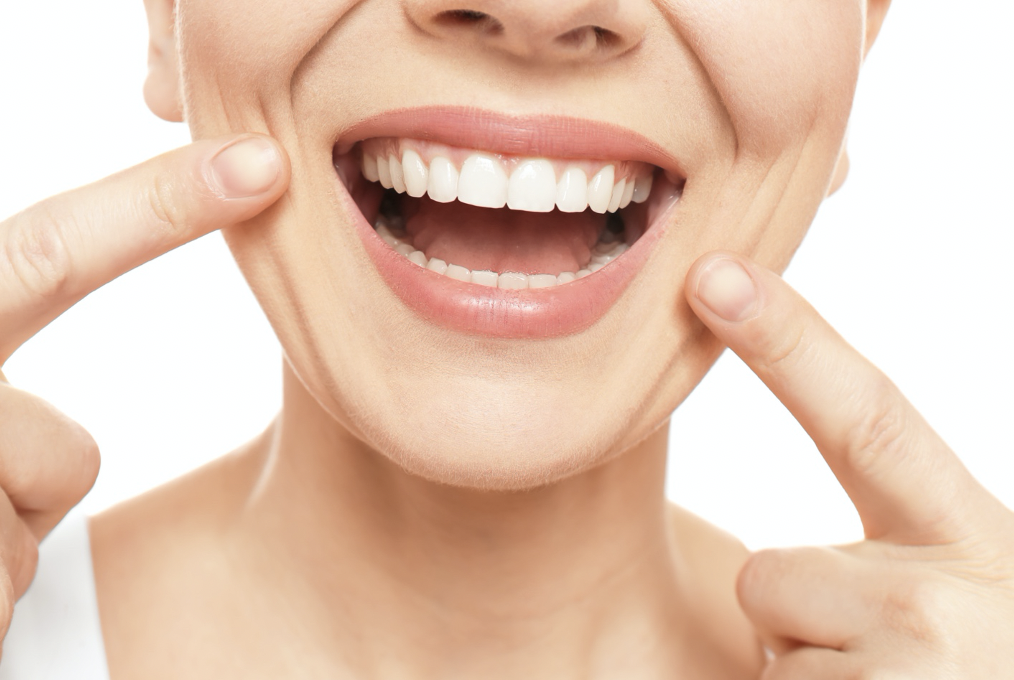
[175,0,862,489]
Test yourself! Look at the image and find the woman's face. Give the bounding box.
[158,0,867,488]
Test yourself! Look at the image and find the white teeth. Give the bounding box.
[445,263,471,282]
[426,257,449,275]
[607,178,626,213]
[376,156,393,189]
[458,154,509,209]
[507,159,556,212]
[402,150,428,198]
[362,154,380,182]
[632,174,653,203]
[620,179,635,209]
[555,167,588,213]
[498,272,529,290]
[529,274,557,289]
[587,165,615,214]
[470,269,499,287]
[388,155,407,194]
[427,156,459,203]
[375,215,631,287]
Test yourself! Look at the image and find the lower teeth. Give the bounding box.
[373,216,629,289]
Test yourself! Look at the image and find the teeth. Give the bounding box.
[362,154,380,182]
[427,156,458,203]
[498,272,529,290]
[402,150,428,198]
[507,159,556,212]
[458,154,509,209]
[388,155,407,194]
[529,274,557,289]
[470,269,499,287]
[374,216,631,288]
[445,263,471,282]
[358,148,656,215]
[620,179,635,209]
[426,257,449,275]
[607,178,626,213]
[632,174,652,203]
[587,165,615,214]
[555,167,588,213]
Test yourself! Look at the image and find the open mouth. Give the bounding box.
[332,109,684,337]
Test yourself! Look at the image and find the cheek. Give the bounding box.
[175,0,361,135]
[663,0,863,156]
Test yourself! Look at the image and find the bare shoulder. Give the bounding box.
[666,503,765,679]
[89,434,268,679]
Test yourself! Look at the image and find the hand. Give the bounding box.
[685,252,1014,678]
[0,134,288,642]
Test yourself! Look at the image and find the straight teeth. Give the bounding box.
[374,216,629,289]
[360,139,654,215]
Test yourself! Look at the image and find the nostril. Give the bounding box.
[555,25,621,51]
[435,9,504,34]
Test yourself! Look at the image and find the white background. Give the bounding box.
[0,2,1011,550]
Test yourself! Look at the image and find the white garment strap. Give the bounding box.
[0,513,110,680]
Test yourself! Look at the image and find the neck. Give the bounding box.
[239,362,689,678]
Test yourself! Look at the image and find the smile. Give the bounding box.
[333,108,684,338]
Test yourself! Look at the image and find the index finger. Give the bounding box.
[0,134,288,362]
[685,252,995,544]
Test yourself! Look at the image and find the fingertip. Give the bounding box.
[205,134,289,202]
[686,251,760,323]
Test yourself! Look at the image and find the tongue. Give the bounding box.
[403,197,603,275]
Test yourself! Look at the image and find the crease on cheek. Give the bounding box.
[657,0,863,159]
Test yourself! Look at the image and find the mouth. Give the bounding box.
[332,108,684,338]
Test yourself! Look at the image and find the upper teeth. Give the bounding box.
[360,139,654,214]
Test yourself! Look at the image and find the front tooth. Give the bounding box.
[620,179,635,209]
[556,167,588,213]
[445,263,471,282]
[556,272,577,284]
[388,155,407,193]
[498,272,529,290]
[458,154,508,209]
[507,160,556,212]
[427,156,459,203]
[587,165,615,214]
[402,150,429,198]
[470,269,499,287]
[607,178,626,213]
[362,154,380,182]
[632,174,653,203]
[528,274,557,289]
[377,156,393,189]
[408,250,427,267]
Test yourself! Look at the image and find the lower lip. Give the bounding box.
[339,189,668,340]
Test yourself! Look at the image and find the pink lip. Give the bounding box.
[335,107,679,339]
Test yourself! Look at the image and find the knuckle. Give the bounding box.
[1,206,75,302]
[879,577,954,647]
[842,377,910,477]
[144,172,191,242]
[737,549,785,606]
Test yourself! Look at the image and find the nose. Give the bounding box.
[403,0,649,63]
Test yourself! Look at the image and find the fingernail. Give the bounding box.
[695,257,758,322]
[209,137,281,198]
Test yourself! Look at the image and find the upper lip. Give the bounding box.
[334,106,685,179]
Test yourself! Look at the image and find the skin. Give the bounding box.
[3,0,1014,678]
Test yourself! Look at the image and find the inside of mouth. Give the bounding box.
[335,137,682,289]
